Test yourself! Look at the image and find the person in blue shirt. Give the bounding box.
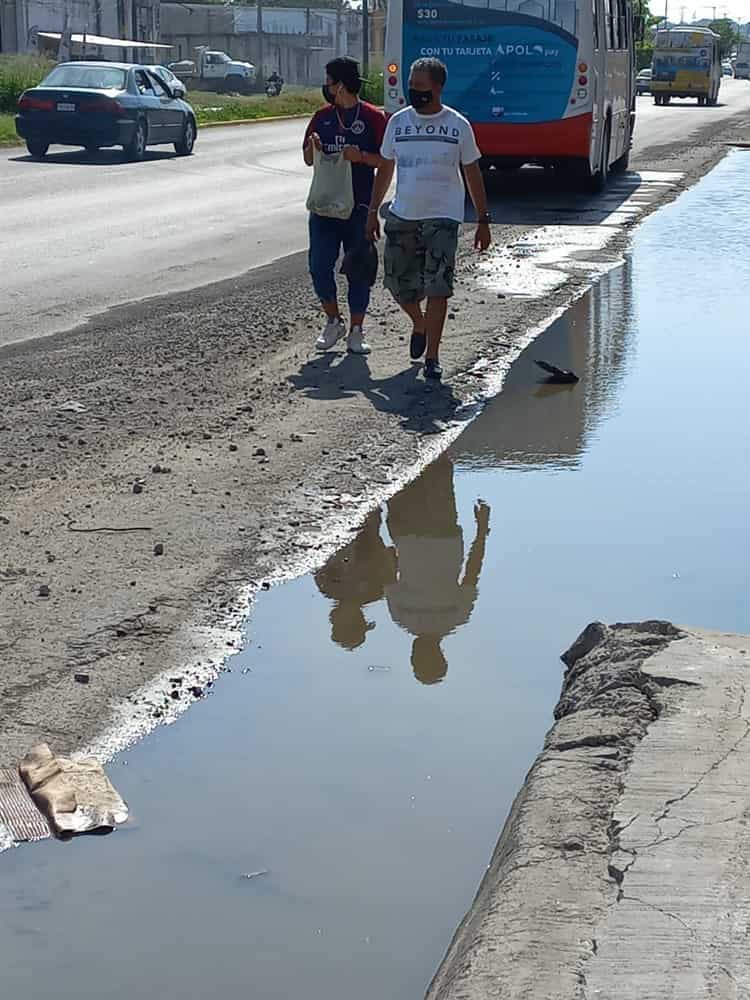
[304,57,386,355]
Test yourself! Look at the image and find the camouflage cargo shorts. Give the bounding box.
[383,213,460,303]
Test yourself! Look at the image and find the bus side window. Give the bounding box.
[617,0,628,49]
[604,0,616,49]
[593,0,599,49]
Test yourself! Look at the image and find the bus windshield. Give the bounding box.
[399,0,580,125]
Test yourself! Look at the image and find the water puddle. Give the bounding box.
[3,153,750,999]
[479,170,683,297]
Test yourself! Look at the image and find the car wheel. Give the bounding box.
[174,117,196,156]
[26,139,49,158]
[124,120,147,162]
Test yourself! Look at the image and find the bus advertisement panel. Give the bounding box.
[397,0,580,127]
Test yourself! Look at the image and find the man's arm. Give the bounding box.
[461,501,490,589]
[366,158,395,241]
[463,161,491,251]
[342,147,383,169]
[303,114,321,166]
[303,131,321,166]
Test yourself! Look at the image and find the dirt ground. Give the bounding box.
[2,112,749,767]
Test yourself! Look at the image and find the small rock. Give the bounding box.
[290,433,303,443]
[229,443,238,452]
[132,482,144,495]
[170,690,181,700]
[38,584,50,598]
[253,447,266,457]
[203,432,212,440]
[153,543,164,557]
[152,463,163,473]
[261,581,270,591]
[189,686,203,698]
[74,673,90,684]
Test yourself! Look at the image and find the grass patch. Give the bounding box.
[361,61,384,106]
[190,87,322,124]
[0,113,19,147]
[0,54,53,114]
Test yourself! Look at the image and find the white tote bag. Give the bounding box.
[306,148,355,220]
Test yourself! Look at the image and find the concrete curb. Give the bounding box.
[426,621,750,999]
[196,104,384,131]
[198,112,309,130]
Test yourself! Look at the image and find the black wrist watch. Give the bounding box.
[478,212,491,224]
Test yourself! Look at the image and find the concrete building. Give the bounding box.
[160,2,363,84]
[1,0,160,54]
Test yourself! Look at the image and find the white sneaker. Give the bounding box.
[316,317,346,352]
[347,325,371,355]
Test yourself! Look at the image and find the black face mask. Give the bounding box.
[408,87,433,109]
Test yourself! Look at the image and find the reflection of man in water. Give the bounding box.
[315,455,490,684]
[314,508,393,650]
[385,455,490,685]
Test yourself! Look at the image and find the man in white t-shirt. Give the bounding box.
[367,57,491,381]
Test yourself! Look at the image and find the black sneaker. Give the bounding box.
[410,330,427,360]
[424,358,443,381]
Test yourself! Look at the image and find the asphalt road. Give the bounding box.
[3,77,750,347]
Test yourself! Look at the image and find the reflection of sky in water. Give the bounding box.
[1,154,750,1000]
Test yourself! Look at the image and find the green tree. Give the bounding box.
[633,0,656,70]
[709,18,738,57]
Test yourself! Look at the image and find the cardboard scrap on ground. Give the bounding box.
[18,743,128,839]
[0,767,50,845]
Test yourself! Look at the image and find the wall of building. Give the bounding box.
[1,0,159,53]
[160,2,364,83]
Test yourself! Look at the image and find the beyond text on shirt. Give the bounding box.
[380,105,482,224]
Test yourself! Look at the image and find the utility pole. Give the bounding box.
[305,6,311,83]
[59,4,72,61]
[362,0,369,75]
[335,0,341,55]
[257,0,264,81]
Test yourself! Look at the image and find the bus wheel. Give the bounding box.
[612,142,630,173]
[584,118,611,194]
[698,95,706,106]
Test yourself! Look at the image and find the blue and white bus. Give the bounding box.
[384,0,639,189]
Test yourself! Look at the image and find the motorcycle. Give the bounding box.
[265,80,283,98]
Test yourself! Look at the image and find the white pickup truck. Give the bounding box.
[168,48,257,93]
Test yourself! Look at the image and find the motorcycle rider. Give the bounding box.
[266,69,283,95]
